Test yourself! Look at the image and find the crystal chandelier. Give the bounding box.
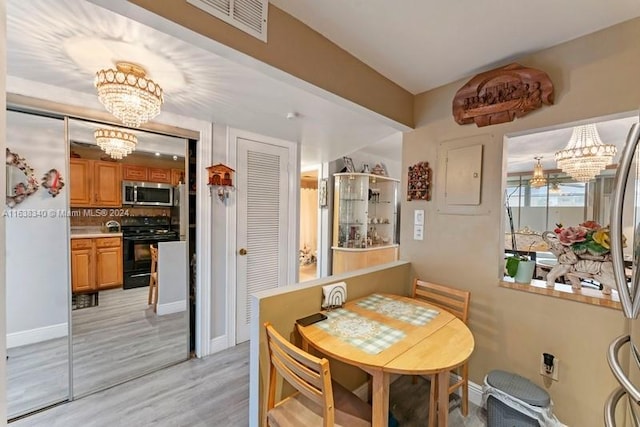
[529,156,547,188]
[555,124,616,182]
[549,175,562,194]
[95,62,163,128]
[94,129,138,160]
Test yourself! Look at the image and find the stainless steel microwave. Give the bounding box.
[122,181,174,206]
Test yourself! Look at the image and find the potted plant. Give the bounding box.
[504,188,536,284]
[505,253,536,283]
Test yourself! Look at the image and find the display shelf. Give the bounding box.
[332,173,399,250]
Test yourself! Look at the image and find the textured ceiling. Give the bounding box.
[271,0,640,94]
[6,0,402,165]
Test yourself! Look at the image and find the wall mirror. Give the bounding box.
[6,148,39,208]
[6,111,70,419]
[503,114,638,285]
[67,119,190,398]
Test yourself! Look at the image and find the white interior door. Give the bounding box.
[236,137,290,343]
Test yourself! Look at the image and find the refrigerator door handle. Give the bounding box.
[609,334,640,403]
[611,123,640,318]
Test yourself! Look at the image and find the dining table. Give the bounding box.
[297,293,474,427]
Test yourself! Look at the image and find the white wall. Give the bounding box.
[6,111,69,347]
[157,241,188,315]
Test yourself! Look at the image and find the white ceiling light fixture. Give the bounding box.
[94,128,137,160]
[555,124,617,182]
[95,62,164,128]
[529,156,547,188]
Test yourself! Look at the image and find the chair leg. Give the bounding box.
[428,375,437,427]
[461,363,469,416]
[148,281,153,304]
[152,284,158,313]
[412,375,418,385]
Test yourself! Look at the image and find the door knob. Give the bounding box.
[239,248,248,256]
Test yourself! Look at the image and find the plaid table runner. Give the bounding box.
[356,294,439,326]
[314,308,405,355]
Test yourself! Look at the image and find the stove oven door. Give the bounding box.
[123,237,157,289]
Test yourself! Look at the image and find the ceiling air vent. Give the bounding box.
[187,0,268,42]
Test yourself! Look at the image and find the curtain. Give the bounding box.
[299,188,318,263]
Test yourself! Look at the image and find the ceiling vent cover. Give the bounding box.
[187,0,268,42]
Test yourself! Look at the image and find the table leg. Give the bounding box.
[370,370,390,427]
[437,370,449,427]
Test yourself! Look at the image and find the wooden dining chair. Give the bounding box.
[264,322,371,427]
[412,278,471,425]
[148,245,158,312]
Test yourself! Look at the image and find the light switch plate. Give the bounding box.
[414,209,424,225]
[413,225,424,240]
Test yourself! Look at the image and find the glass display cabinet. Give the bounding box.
[332,173,400,274]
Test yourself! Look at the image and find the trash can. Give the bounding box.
[484,370,552,427]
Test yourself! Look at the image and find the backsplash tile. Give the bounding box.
[69,207,171,226]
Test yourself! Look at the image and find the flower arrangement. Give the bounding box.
[552,221,612,256]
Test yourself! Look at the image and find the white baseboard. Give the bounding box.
[353,373,483,408]
[468,378,483,407]
[7,323,68,348]
[157,300,187,316]
[209,335,229,355]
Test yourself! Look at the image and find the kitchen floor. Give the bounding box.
[7,287,188,419]
[13,342,486,426]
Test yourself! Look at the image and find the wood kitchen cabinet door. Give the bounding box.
[69,159,92,207]
[93,161,121,206]
[71,243,95,293]
[148,167,172,183]
[123,164,148,181]
[171,168,185,186]
[95,244,123,289]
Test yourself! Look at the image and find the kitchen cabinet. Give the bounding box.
[332,172,400,274]
[71,237,123,293]
[70,159,121,207]
[69,159,92,206]
[148,167,172,183]
[123,164,177,184]
[71,239,94,293]
[171,168,185,186]
[123,164,148,181]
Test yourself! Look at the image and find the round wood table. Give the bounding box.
[297,293,474,427]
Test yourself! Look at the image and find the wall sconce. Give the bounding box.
[206,163,235,202]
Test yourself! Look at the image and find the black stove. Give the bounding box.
[122,216,180,289]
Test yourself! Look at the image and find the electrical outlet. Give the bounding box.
[540,354,559,381]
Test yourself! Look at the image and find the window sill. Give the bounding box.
[499,277,621,310]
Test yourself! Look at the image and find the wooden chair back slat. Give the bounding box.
[269,339,324,389]
[150,245,158,274]
[264,323,335,425]
[412,279,470,323]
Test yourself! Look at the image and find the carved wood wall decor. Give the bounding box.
[452,63,554,127]
[407,161,431,201]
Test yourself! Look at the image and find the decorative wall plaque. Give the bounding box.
[407,161,431,201]
[452,63,554,127]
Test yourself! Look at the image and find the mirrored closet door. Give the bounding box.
[6,110,71,418]
[67,119,190,397]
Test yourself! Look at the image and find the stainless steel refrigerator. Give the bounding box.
[606,122,640,426]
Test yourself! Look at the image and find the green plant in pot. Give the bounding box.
[505,252,536,283]
[504,188,536,283]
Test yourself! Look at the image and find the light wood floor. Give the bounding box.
[8,287,188,419]
[12,342,250,427]
[12,342,486,426]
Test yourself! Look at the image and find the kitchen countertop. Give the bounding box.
[70,227,122,239]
